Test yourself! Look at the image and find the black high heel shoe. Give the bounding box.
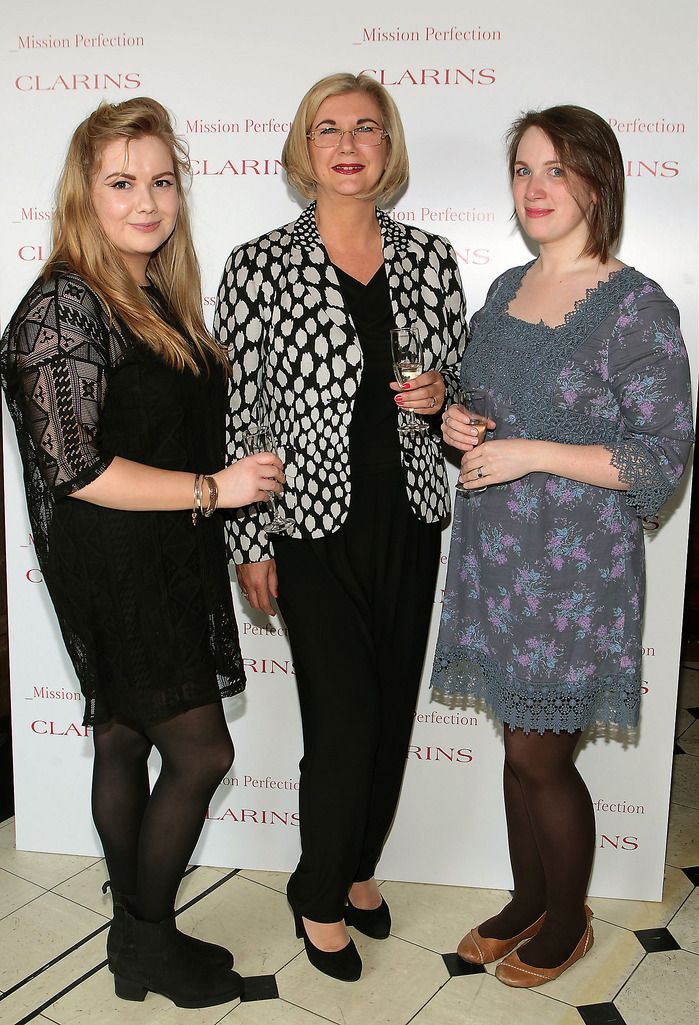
[292,908,362,982]
[344,896,391,940]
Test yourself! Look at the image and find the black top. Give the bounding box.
[333,264,401,471]
[1,271,245,727]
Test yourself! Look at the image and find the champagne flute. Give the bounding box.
[390,327,429,435]
[242,425,295,535]
[455,388,492,495]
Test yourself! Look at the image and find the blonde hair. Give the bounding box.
[44,96,227,375]
[282,73,409,204]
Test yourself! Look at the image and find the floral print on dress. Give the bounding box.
[431,264,694,734]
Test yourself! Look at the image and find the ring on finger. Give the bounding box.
[430,397,436,408]
[444,415,450,425]
[476,466,484,479]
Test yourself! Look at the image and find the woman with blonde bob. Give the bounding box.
[1,97,284,1008]
[215,72,466,981]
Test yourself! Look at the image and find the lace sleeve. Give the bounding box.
[605,287,694,517]
[4,274,114,497]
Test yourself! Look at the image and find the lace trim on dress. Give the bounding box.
[431,644,640,735]
[605,439,673,517]
[462,263,640,448]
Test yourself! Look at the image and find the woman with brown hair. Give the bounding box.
[215,72,467,981]
[1,97,283,1007]
[433,105,693,986]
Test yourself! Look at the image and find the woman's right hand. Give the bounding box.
[441,404,496,453]
[237,559,278,616]
[214,454,284,509]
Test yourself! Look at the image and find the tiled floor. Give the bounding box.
[1,666,697,1025]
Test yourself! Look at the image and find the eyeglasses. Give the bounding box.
[306,126,389,148]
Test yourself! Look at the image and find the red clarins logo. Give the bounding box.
[31,720,89,737]
[407,745,474,763]
[626,160,679,178]
[599,834,639,851]
[243,658,295,676]
[205,807,300,825]
[18,246,46,263]
[15,72,142,91]
[190,158,283,176]
[360,67,496,86]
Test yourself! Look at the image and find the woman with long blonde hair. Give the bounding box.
[1,97,283,1008]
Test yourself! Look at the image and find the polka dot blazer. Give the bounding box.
[214,203,467,563]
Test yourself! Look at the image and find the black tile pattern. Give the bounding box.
[685,706,699,719]
[442,952,486,976]
[241,974,279,1002]
[674,742,686,754]
[578,1003,628,1025]
[634,927,681,953]
[682,865,699,886]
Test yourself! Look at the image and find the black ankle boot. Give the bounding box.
[103,881,234,970]
[291,908,362,982]
[112,909,243,1008]
[344,896,392,939]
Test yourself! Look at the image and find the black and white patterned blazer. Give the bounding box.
[214,203,467,563]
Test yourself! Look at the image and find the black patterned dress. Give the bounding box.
[1,271,245,727]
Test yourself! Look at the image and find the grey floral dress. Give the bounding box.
[431,262,694,734]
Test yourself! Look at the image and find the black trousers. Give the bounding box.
[274,466,440,921]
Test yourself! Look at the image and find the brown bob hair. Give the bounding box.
[282,72,409,204]
[44,97,227,375]
[506,105,625,263]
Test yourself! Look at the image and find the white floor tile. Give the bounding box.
[615,949,699,1025]
[219,999,337,1025]
[0,865,45,920]
[0,934,106,1025]
[0,891,105,992]
[410,973,582,1025]
[45,966,240,1025]
[177,874,303,977]
[277,933,447,1025]
[587,865,692,930]
[236,869,289,895]
[0,820,101,890]
[380,878,511,953]
[666,802,699,868]
[668,887,699,953]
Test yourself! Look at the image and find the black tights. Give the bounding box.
[480,727,595,968]
[91,702,234,922]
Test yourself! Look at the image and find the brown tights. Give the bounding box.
[479,727,595,968]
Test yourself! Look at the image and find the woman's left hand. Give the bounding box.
[460,438,540,489]
[390,371,445,415]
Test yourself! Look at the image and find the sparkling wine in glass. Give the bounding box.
[242,425,295,535]
[390,327,429,434]
[455,388,492,495]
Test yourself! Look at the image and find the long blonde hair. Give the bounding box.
[44,97,227,375]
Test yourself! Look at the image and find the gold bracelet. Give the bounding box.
[192,473,204,526]
[203,475,219,517]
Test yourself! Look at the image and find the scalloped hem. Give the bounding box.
[431,647,640,735]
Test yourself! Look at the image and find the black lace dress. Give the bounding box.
[1,271,245,727]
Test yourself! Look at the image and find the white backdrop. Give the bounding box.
[1,0,696,900]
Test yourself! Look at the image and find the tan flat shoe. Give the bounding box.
[457,911,546,965]
[494,906,594,987]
